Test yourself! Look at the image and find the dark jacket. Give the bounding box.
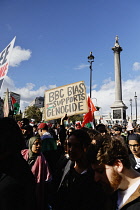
[41,133,57,152]
[59,125,66,145]
[121,185,140,210]
[108,185,140,210]
[41,133,59,175]
[0,153,37,210]
[51,159,107,210]
[129,154,140,173]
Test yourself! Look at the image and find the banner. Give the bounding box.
[82,96,97,127]
[3,88,9,117]
[44,81,88,120]
[0,37,16,89]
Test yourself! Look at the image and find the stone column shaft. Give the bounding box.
[114,51,122,101]
[110,36,127,122]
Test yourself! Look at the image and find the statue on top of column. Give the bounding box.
[115,35,120,47]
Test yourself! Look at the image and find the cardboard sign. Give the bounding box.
[44,81,88,120]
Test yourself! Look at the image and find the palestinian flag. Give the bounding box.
[82,96,97,127]
[11,96,20,114]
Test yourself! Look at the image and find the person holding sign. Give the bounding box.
[37,123,58,176]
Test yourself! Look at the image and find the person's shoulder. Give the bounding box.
[129,153,135,159]
[129,153,136,165]
[0,173,18,188]
[21,149,28,155]
[42,133,53,139]
[121,198,140,210]
[121,182,140,210]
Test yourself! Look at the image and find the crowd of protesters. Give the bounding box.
[0,116,139,210]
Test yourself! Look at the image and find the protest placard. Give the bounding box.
[44,81,88,120]
[0,37,16,89]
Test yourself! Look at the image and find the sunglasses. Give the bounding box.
[128,144,140,148]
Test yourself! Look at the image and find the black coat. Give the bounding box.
[109,186,140,210]
[50,158,107,210]
[129,154,140,173]
[121,186,140,210]
[121,197,140,210]
[0,153,37,210]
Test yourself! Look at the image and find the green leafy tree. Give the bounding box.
[24,106,42,122]
[14,113,22,121]
[54,115,83,125]
[69,115,83,124]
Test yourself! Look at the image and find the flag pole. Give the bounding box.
[3,88,9,117]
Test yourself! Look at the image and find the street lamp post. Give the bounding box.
[134,92,137,123]
[87,52,94,98]
[130,99,132,120]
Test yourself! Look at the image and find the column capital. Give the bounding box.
[112,46,123,53]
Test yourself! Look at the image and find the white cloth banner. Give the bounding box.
[0,37,16,89]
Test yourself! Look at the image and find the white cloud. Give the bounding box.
[49,85,57,89]
[86,84,97,90]
[102,78,115,90]
[0,76,56,111]
[91,76,140,119]
[9,46,32,67]
[1,75,140,120]
[132,62,140,71]
[74,63,89,70]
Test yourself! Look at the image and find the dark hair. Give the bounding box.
[87,135,131,169]
[69,129,91,148]
[0,117,25,154]
[67,127,75,135]
[134,127,140,134]
[96,124,107,133]
[87,129,100,140]
[21,118,29,125]
[80,127,90,133]
[33,124,37,128]
[127,134,140,144]
[21,125,33,132]
[113,125,122,132]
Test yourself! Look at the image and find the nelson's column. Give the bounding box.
[110,36,127,123]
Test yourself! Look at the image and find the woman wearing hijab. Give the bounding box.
[21,136,51,210]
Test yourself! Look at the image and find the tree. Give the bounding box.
[69,115,83,124]
[24,106,42,122]
[54,115,83,125]
[11,113,22,121]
